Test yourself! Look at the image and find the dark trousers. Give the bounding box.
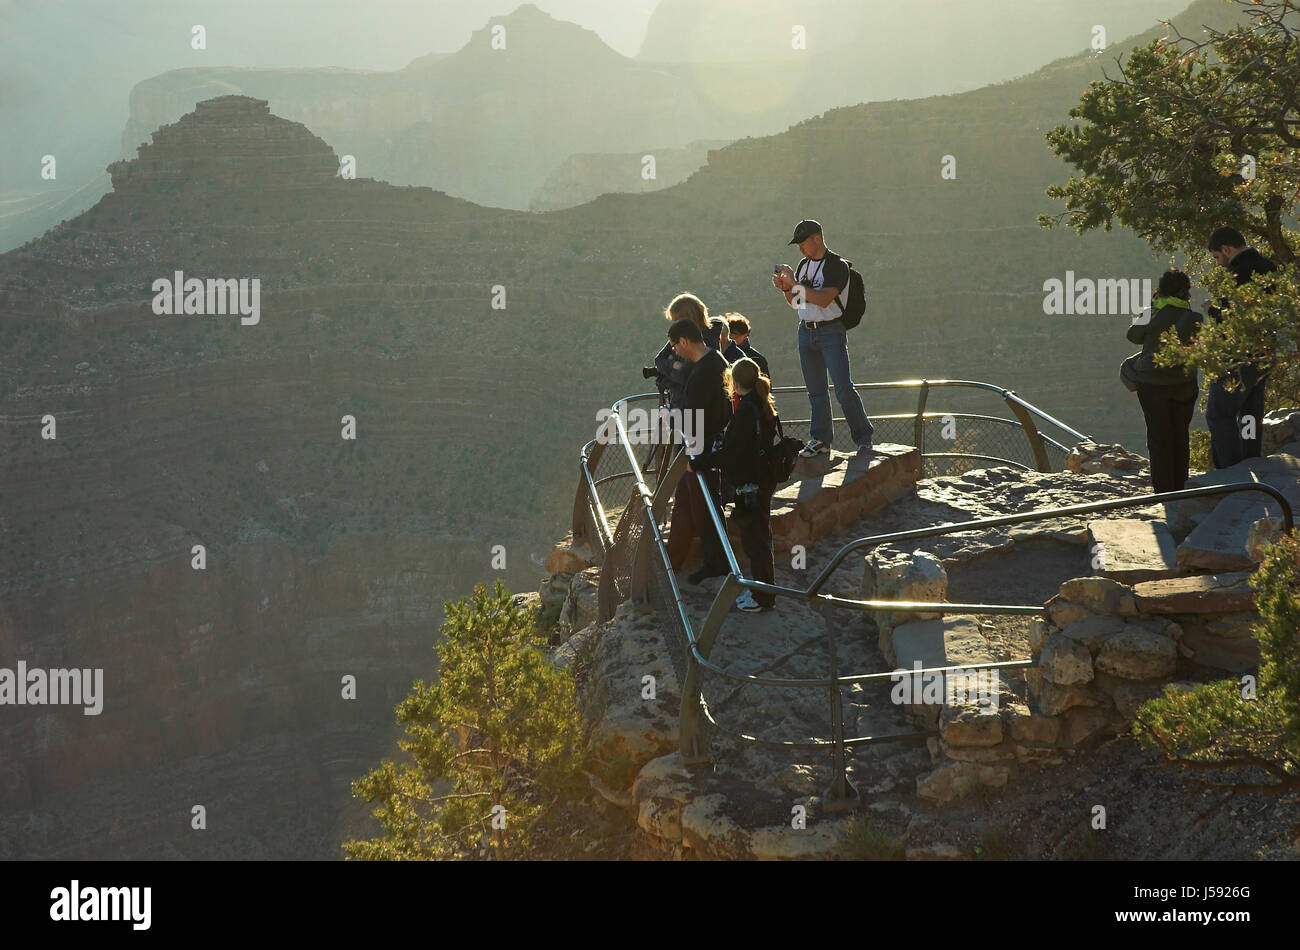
[1136,380,1197,493]
[1207,369,1267,469]
[666,468,728,575]
[733,482,776,608]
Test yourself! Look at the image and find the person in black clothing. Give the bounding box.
[693,357,778,612]
[650,293,721,411]
[1202,226,1278,468]
[1126,270,1202,493]
[664,317,733,584]
[726,313,770,380]
[712,316,744,363]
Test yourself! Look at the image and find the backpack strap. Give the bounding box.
[828,252,851,315]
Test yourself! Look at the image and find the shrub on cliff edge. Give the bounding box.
[1132,535,1300,827]
[344,580,587,859]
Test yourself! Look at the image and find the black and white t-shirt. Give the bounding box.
[794,253,849,324]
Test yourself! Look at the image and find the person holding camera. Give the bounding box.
[692,357,778,612]
[1126,269,1202,493]
[773,219,872,459]
[645,293,722,410]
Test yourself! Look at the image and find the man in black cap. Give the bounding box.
[773,219,873,457]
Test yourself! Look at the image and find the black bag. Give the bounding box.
[836,257,867,330]
[1120,352,1142,393]
[758,413,802,483]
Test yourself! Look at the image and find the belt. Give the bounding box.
[803,318,841,329]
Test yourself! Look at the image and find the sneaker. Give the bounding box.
[799,439,830,459]
[735,590,763,613]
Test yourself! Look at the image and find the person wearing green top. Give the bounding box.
[1126,269,1203,493]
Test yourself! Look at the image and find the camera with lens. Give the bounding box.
[642,365,663,380]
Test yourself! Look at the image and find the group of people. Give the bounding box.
[641,218,1281,616]
[1126,226,1278,494]
[647,220,871,613]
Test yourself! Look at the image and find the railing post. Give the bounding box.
[1004,392,1052,473]
[821,603,859,812]
[913,381,930,463]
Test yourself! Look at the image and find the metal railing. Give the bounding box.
[572,379,1089,559]
[570,379,1295,808]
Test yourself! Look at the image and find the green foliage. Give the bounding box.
[837,814,905,860]
[1041,0,1300,265]
[1132,535,1300,821]
[1042,0,1300,410]
[1188,428,1212,473]
[344,580,588,859]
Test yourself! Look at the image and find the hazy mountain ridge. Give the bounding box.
[0,0,1244,858]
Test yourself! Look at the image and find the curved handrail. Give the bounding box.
[575,378,1294,796]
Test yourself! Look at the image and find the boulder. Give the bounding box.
[1093,623,1178,680]
[915,760,1009,804]
[1131,572,1256,614]
[1058,576,1138,614]
[545,543,593,576]
[1066,441,1147,475]
[1041,633,1094,685]
[1261,408,1300,455]
[562,566,601,633]
[1058,614,1128,652]
[939,701,1003,747]
[863,548,948,648]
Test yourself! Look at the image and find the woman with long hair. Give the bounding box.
[692,357,778,612]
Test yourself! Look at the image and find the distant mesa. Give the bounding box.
[108,95,339,194]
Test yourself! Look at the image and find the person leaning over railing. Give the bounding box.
[648,293,722,411]
[1126,269,1202,493]
[690,357,778,613]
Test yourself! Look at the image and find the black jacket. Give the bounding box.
[695,391,776,485]
[737,340,770,379]
[1206,246,1277,381]
[1126,301,1201,386]
[683,348,732,454]
[652,322,723,409]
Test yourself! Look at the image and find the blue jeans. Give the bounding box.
[797,320,873,449]
[1206,367,1267,468]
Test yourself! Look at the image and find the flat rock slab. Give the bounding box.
[888,614,995,674]
[1087,519,1180,583]
[1179,452,1300,571]
[1131,572,1256,614]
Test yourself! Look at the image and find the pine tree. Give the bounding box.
[1132,536,1300,823]
[1040,0,1300,408]
[344,580,587,859]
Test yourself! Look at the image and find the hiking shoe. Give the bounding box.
[799,439,830,459]
[735,590,763,613]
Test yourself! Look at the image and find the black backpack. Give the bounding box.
[796,252,866,330]
[756,412,802,484]
[835,255,867,330]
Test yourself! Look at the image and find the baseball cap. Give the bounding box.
[788,219,823,244]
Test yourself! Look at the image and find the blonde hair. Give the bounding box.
[665,292,708,332]
[726,357,777,419]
